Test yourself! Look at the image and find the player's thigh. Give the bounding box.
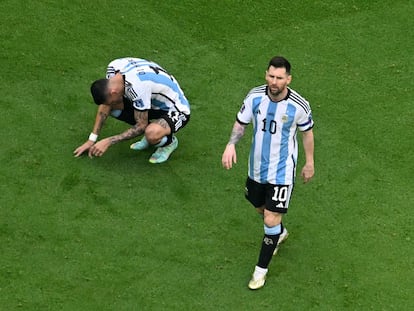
[162,111,190,133]
[245,177,266,208]
[265,184,294,214]
[263,209,283,227]
[147,110,190,134]
[145,114,173,144]
[145,120,171,137]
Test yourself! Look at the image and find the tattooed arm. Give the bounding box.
[73,104,111,157]
[227,121,246,145]
[109,110,148,145]
[88,110,149,158]
[221,121,247,169]
[91,104,111,136]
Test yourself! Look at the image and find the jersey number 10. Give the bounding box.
[261,118,277,134]
[272,185,288,203]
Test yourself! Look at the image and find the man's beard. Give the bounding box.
[269,88,281,96]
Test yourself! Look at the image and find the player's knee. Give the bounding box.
[145,124,169,145]
[144,128,160,145]
[263,212,282,228]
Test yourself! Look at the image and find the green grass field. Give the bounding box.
[1,1,413,310]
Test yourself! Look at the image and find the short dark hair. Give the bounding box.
[90,79,108,105]
[268,56,291,74]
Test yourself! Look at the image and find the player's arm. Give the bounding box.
[87,110,148,158]
[73,104,111,157]
[301,129,314,183]
[222,121,247,169]
[109,110,148,145]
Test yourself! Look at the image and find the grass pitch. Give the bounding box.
[1,0,413,310]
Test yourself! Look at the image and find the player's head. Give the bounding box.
[268,56,291,74]
[266,56,292,99]
[90,79,109,105]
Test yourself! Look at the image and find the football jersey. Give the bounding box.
[106,58,190,115]
[237,85,313,185]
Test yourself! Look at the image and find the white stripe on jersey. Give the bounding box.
[106,58,190,115]
[237,86,313,185]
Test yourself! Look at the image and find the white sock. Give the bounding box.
[253,266,268,279]
[154,136,167,147]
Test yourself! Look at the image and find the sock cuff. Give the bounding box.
[154,136,168,147]
[255,265,268,274]
[264,224,282,235]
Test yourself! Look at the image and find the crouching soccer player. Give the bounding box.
[74,57,190,164]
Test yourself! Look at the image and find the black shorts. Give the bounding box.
[148,110,190,133]
[245,177,294,213]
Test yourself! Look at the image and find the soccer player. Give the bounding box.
[73,57,191,163]
[221,56,315,289]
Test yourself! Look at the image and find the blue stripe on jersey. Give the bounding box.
[122,63,150,74]
[259,102,278,183]
[137,72,190,109]
[276,103,296,184]
[249,96,262,179]
[252,96,262,115]
[151,98,169,111]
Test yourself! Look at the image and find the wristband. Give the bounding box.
[88,133,98,142]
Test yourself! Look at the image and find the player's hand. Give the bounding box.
[222,144,237,169]
[88,138,111,158]
[73,141,94,157]
[301,163,314,183]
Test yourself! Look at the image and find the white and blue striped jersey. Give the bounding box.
[237,85,313,185]
[106,58,190,115]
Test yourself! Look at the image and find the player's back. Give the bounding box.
[106,58,166,78]
[106,58,190,114]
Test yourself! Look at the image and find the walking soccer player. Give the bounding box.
[221,56,315,289]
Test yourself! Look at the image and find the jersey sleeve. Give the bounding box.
[106,59,127,78]
[297,108,314,132]
[236,97,253,125]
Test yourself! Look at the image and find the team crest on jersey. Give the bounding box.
[133,99,144,109]
[281,114,289,123]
